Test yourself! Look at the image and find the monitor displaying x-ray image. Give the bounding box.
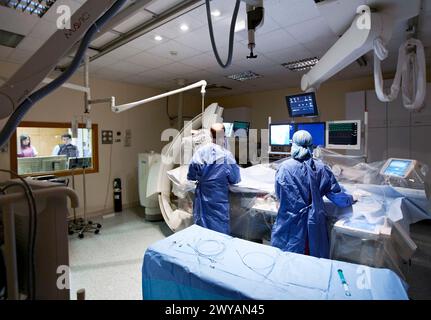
[233,121,250,138]
[270,124,294,146]
[224,122,234,138]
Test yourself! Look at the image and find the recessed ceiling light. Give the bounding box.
[226,71,262,82]
[281,57,319,72]
[211,9,221,17]
[180,24,189,32]
[154,35,163,41]
[234,20,246,33]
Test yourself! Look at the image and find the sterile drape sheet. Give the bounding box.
[142,225,408,300]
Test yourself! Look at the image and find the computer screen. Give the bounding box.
[296,122,326,147]
[233,121,250,137]
[40,155,68,172]
[286,92,318,118]
[68,157,92,169]
[326,120,361,150]
[224,122,234,138]
[270,124,295,146]
[383,159,414,178]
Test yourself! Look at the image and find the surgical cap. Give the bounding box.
[291,130,313,161]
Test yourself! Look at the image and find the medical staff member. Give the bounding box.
[187,123,241,235]
[52,134,79,158]
[272,130,355,258]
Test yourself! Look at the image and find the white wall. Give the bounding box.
[0,60,201,216]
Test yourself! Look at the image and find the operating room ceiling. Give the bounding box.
[0,0,430,96]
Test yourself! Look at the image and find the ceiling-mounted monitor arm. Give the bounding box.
[301,10,394,92]
[112,80,207,113]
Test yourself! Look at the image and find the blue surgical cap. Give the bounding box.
[291,130,313,161]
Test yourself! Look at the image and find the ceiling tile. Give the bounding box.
[104,45,142,60]
[286,17,336,45]
[181,52,222,69]
[145,40,202,61]
[89,54,120,71]
[158,62,201,76]
[125,51,174,68]
[113,10,153,33]
[268,0,321,28]
[264,45,313,64]
[109,60,152,74]
[135,68,178,82]
[175,26,213,52]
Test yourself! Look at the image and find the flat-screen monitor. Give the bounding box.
[17,158,42,174]
[68,157,92,169]
[326,120,361,150]
[40,155,68,172]
[380,158,417,179]
[286,92,318,118]
[224,122,234,138]
[233,121,250,137]
[270,124,295,146]
[296,122,326,147]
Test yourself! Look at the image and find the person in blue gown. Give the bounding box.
[187,123,241,234]
[272,130,355,258]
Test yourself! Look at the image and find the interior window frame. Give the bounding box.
[10,121,99,177]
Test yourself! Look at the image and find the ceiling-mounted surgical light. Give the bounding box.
[282,57,319,72]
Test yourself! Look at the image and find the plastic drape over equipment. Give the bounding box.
[167,145,430,277]
[374,37,427,111]
[142,225,408,300]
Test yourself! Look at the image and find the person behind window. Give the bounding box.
[52,134,79,158]
[17,134,38,158]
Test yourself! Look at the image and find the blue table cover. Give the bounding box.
[142,225,408,300]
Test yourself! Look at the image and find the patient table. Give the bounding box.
[142,225,408,300]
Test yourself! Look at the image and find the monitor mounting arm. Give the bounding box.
[301,10,394,92]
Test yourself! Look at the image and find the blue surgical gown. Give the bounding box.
[187,143,241,235]
[272,158,353,258]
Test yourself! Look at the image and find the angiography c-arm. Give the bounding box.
[0,0,129,148]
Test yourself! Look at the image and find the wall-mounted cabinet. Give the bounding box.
[345,83,431,166]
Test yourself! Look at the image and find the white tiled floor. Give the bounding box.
[68,208,171,300]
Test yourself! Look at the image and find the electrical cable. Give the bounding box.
[0,0,128,148]
[205,0,241,68]
[0,169,37,299]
